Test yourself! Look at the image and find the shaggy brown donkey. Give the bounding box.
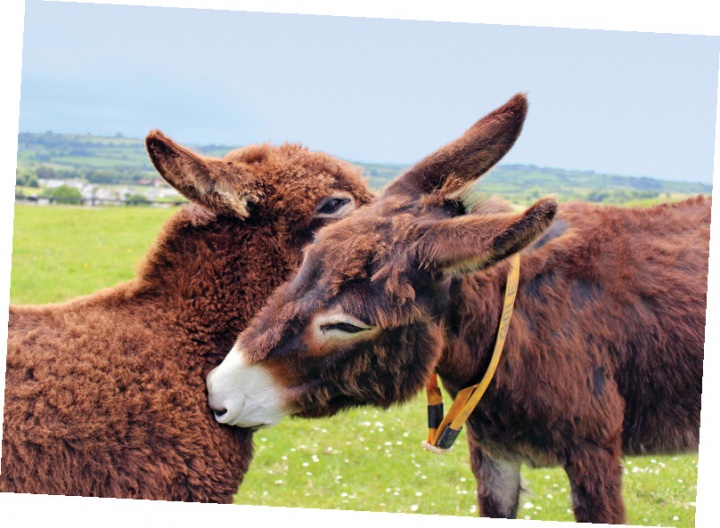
[1,132,373,501]
[207,94,710,523]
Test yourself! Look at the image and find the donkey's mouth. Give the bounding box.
[248,423,272,431]
[290,391,352,420]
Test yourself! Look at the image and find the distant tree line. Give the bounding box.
[585,189,660,203]
[16,132,710,207]
[15,185,172,207]
[17,165,157,185]
[16,168,39,188]
[43,185,84,204]
[18,131,139,149]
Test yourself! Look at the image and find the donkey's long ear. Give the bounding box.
[146,130,261,218]
[415,196,557,276]
[387,94,527,198]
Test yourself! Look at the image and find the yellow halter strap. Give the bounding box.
[422,252,520,454]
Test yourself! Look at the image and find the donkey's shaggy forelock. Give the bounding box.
[1,132,373,502]
[208,93,710,523]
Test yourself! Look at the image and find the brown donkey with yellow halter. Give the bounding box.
[207,94,710,523]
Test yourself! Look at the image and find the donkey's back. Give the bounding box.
[530,196,710,456]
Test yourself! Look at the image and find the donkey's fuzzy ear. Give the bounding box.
[387,93,528,197]
[415,196,557,276]
[146,130,261,218]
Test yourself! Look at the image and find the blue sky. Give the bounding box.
[17,0,720,183]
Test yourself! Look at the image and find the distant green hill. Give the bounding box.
[473,164,712,207]
[16,131,711,205]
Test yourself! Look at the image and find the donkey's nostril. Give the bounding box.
[213,408,228,419]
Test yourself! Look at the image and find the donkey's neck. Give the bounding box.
[434,262,509,389]
[134,210,300,369]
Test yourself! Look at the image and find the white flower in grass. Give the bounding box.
[523,502,534,509]
[410,505,419,512]
[415,492,423,497]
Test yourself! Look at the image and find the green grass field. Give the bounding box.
[8,203,699,526]
[10,204,176,304]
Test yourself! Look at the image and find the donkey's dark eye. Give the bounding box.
[320,322,365,334]
[317,197,350,214]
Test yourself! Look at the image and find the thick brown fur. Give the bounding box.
[1,131,373,501]
[221,94,710,523]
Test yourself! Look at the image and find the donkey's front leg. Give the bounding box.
[563,437,626,524]
[467,433,522,518]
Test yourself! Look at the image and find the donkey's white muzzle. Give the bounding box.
[206,346,288,428]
